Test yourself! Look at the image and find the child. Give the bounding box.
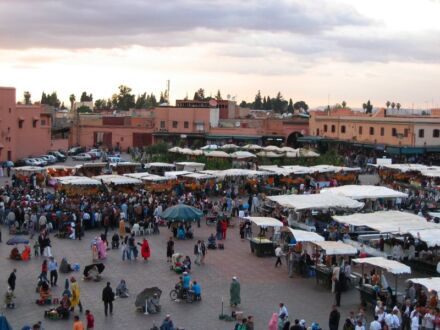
[33,240,40,257]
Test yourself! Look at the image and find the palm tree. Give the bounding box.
[396,103,401,110]
[69,94,76,111]
[386,101,391,109]
[391,102,396,109]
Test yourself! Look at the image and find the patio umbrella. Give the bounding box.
[263,145,282,152]
[0,316,12,330]
[135,287,162,308]
[191,149,204,156]
[257,151,284,158]
[241,144,262,150]
[203,150,231,158]
[279,146,296,152]
[161,204,203,222]
[168,147,182,153]
[7,237,29,245]
[201,144,218,150]
[230,151,257,159]
[221,144,238,150]
[83,263,105,277]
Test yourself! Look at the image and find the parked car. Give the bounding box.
[40,155,57,164]
[88,149,102,158]
[67,146,85,156]
[106,156,123,164]
[32,158,47,166]
[1,161,14,168]
[48,151,66,162]
[72,153,92,161]
[14,159,27,167]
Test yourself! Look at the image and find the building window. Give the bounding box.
[419,129,424,138]
[404,129,409,138]
[18,120,23,129]
[433,129,440,138]
[331,125,335,133]
[369,127,374,135]
[33,120,37,128]
[184,121,189,129]
[392,128,397,137]
[358,126,363,135]
[341,125,346,133]
[160,121,165,128]
[380,127,385,136]
[316,128,320,135]
[172,121,178,128]
[324,125,328,132]
[41,119,46,126]
[9,108,11,113]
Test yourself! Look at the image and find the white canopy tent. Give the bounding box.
[257,151,284,158]
[241,144,262,150]
[408,278,440,293]
[57,176,101,186]
[203,150,231,158]
[230,151,257,159]
[313,241,358,255]
[201,144,218,150]
[124,172,151,179]
[144,162,175,169]
[164,171,191,178]
[352,257,411,275]
[245,216,284,227]
[407,229,440,248]
[181,173,216,180]
[258,165,294,176]
[218,169,271,178]
[175,162,205,172]
[332,211,438,234]
[281,165,311,174]
[281,227,324,242]
[93,174,142,185]
[321,185,408,200]
[221,144,238,150]
[267,193,364,211]
[263,145,282,152]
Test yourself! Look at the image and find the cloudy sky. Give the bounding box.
[0,0,439,108]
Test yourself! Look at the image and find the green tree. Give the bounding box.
[135,93,149,109]
[41,91,60,107]
[239,100,247,107]
[341,100,347,108]
[386,101,391,109]
[80,91,93,102]
[287,98,294,113]
[391,102,396,109]
[262,96,267,109]
[293,101,309,112]
[273,92,285,113]
[265,95,272,110]
[159,92,165,104]
[193,88,205,101]
[363,100,373,114]
[23,91,31,105]
[396,102,401,110]
[254,90,262,110]
[60,102,67,110]
[76,105,92,113]
[69,94,76,111]
[215,90,222,100]
[94,99,107,110]
[41,92,47,104]
[112,85,135,110]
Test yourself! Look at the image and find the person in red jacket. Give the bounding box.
[85,310,94,330]
[139,239,151,261]
[221,219,228,239]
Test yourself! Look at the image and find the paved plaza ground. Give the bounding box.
[1,217,379,330]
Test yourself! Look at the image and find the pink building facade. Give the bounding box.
[0,87,53,161]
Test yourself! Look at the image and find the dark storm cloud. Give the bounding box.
[0,0,369,49]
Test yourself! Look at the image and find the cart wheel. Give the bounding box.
[169,290,178,301]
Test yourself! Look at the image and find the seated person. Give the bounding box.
[10,247,21,260]
[4,287,15,309]
[182,256,191,272]
[146,293,161,314]
[59,257,73,273]
[39,282,52,301]
[207,234,217,249]
[177,226,186,240]
[185,225,194,239]
[46,293,71,319]
[171,253,183,271]
[116,280,129,298]
[21,245,31,261]
[111,233,120,249]
[191,281,201,300]
[84,265,101,282]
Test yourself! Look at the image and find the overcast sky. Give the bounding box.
[0,0,439,108]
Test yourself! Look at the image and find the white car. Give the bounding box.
[72,153,92,161]
[88,149,102,158]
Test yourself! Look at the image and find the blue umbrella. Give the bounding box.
[0,316,12,330]
[161,204,203,223]
[7,236,30,245]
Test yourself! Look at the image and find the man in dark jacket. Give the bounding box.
[102,282,115,316]
[329,305,341,330]
[8,269,16,291]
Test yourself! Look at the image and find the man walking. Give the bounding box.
[85,310,95,330]
[8,269,16,292]
[49,257,58,286]
[73,315,84,330]
[194,240,202,265]
[102,282,115,316]
[329,305,340,330]
[275,245,283,267]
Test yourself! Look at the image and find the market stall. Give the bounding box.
[175,162,205,172]
[93,174,142,192]
[321,185,408,200]
[56,176,102,196]
[112,162,141,175]
[245,217,284,257]
[266,193,364,232]
[144,162,176,176]
[181,173,216,192]
[12,166,46,186]
[407,278,440,297]
[76,163,107,177]
[352,257,411,308]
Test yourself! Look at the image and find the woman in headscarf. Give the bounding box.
[139,239,151,261]
[268,312,278,330]
[116,279,129,298]
[97,237,107,259]
[230,276,241,307]
[59,257,72,274]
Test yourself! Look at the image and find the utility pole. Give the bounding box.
[166,80,170,105]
